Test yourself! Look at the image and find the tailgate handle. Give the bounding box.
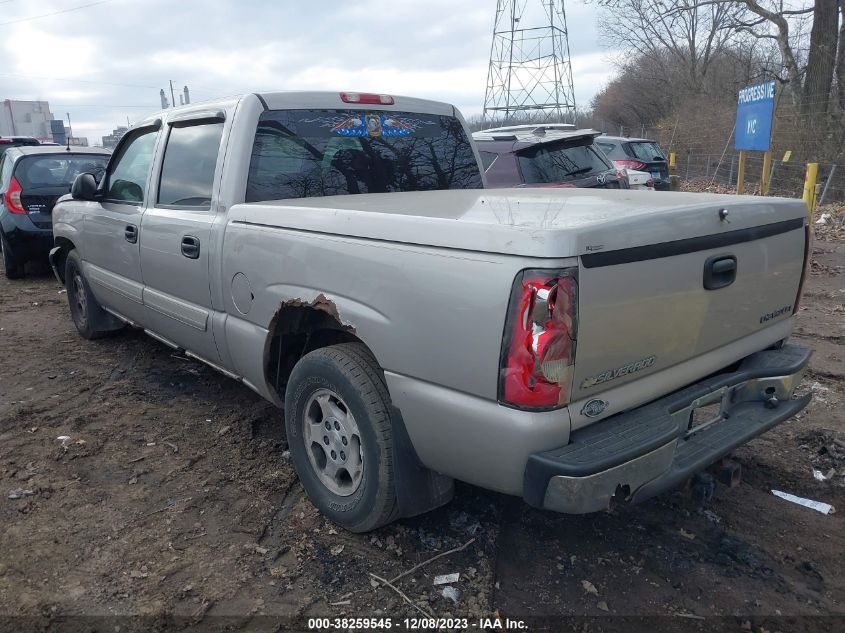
[704,254,737,290]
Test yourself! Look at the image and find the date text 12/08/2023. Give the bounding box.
[307,617,528,630]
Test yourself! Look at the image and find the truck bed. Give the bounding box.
[232,188,807,258]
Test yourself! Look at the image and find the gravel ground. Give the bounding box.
[0,228,843,633]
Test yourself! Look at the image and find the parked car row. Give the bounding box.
[0,123,667,280]
[473,125,669,191]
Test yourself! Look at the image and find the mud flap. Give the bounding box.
[389,405,454,518]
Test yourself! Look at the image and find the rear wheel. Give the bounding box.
[285,342,399,532]
[65,250,122,339]
[1,233,25,279]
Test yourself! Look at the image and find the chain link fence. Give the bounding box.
[603,92,845,204]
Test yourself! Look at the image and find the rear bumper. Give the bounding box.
[524,344,812,513]
[0,213,52,262]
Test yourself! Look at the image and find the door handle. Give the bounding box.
[124,224,138,243]
[703,254,737,290]
[181,235,200,259]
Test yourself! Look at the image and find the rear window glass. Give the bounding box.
[15,155,109,189]
[627,142,665,161]
[245,109,482,202]
[516,141,612,184]
[595,142,615,154]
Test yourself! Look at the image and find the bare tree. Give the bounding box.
[836,0,845,112]
[594,1,744,95]
[801,0,839,113]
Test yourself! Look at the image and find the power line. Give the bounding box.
[52,104,154,108]
[0,73,158,89]
[0,0,120,27]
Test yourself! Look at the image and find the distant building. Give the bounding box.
[50,120,67,145]
[102,125,128,149]
[0,100,55,140]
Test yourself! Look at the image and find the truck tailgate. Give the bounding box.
[572,213,807,402]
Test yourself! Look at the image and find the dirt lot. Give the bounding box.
[1,221,843,632]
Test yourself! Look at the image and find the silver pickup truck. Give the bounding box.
[50,91,812,532]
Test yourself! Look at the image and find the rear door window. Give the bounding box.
[627,142,665,161]
[157,122,224,208]
[15,155,109,189]
[517,141,612,184]
[479,151,498,171]
[105,129,158,204]
[595,142,616,155]
[245,109,482,202]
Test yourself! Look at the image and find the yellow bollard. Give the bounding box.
[802,162,819,220]
[761,150,772,196]
[736,151,747,194]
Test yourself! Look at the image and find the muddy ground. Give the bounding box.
[0,227,843,633]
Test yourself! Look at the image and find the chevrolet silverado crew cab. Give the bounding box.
[50,91,812,532]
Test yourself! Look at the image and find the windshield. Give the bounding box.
[15,155,109,189]
[517,140,612,184]
[245,109,482,202]
[627,141,665,161]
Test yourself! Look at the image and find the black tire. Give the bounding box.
[285,342,399,532]
[64,250,122,339]
[1,232,25,279]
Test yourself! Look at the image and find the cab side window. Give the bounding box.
[105,129,158,204]
[157,122,224,209]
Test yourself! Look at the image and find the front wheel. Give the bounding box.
[65,250,122,339]
[285,342,399,532]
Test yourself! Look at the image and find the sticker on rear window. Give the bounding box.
[303,114,433,138]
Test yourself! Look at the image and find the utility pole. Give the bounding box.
[169,80,177,110]
[482,0,577,126]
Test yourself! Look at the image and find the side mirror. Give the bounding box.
[71,173,98,201]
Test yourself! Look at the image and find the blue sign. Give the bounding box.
[735,81,775,151]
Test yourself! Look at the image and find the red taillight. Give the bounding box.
[340,92,395,105]
[793,223,812,314]
[613,159,646,171]
[499,269,578,409]
[4,176,25,214]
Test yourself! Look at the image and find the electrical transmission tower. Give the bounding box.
[482,0,577,126]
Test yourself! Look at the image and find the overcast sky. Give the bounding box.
[0,0,616,145]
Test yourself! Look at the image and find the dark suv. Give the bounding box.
[595,136,669,191]
[0,136,41,160]
[473,126,626,190]
[1,146,109,278]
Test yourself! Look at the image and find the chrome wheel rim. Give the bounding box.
[72,273,88,324]
[302,388,363,496]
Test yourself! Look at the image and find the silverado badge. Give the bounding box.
[581,355,656,389]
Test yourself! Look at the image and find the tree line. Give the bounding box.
[589,1,844,132]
